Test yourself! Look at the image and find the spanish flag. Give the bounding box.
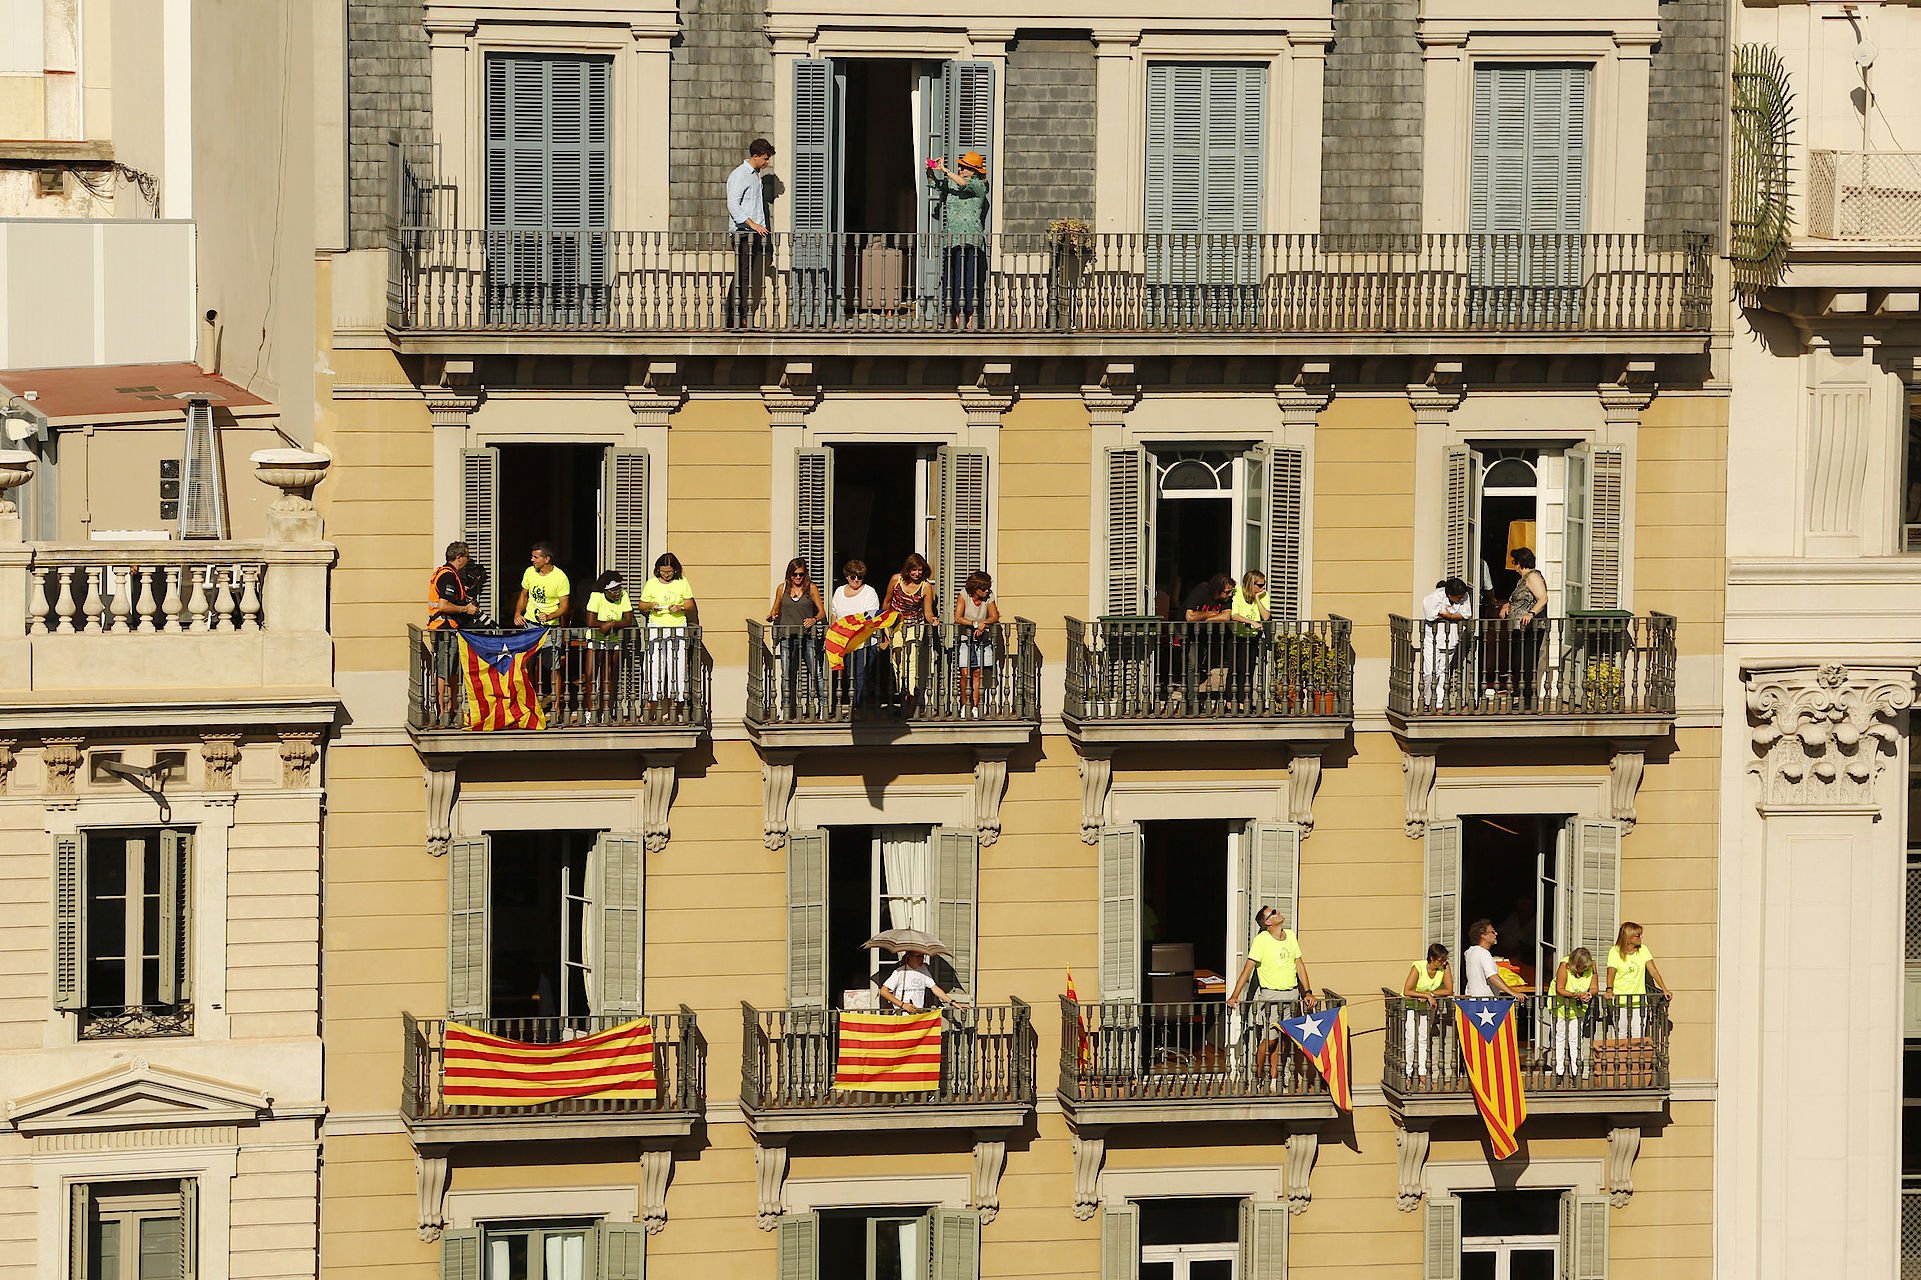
[442,1019,657,1106]
[824,610,900,672]
[459,628,548,731]
[833,1010,944,1092]
[1454,998,1528,1158]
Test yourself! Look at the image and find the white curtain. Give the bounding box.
[579,844,599,1016]
[879,826,931,931]
[546,1232,586,1280]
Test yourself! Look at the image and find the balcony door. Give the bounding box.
[1442,443,1624,617]
[1144,63,1266,328]
[1469,64,1589,326]
[796,443,988,608]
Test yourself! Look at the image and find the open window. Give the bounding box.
[462,444,650,622]
[1101,1196,1290,1280]
[796,444,989,608]
[1424,1191,1608,1280]
[777,1208,980,1280]
[72,1180,196,1280]
[54,828,193,1038]
[440,1220,646,1280]
[1442,443,1622,614]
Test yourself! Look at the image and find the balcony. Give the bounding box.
[400,1010,705,1143]
[1381,992,1670,1120]
[406,624,709,757]
[1386,614,1676,743]
[744,619,1038,750]
[1809,151,1921,243]
[738,1001,1035,1136]
[1057,994,1346,1127]
[1063,617,1353,747]
[388,230,1714,355]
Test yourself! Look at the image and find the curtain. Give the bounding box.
[879,827,931,931]
[547,1232,586,1280]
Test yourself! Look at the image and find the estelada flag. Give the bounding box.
[1279,1005,1353,1111]
[1454,997,1529,1158]
[833,1009,943,1092]
[459,628,548,731]
[823,610,900,672]
[442,1018,657,1106]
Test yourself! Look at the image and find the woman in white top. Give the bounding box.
[1420,577,1473,710]
[830,558,882,711]
[877,950,968,1012]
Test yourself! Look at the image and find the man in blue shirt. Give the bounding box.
[727,139,775,328]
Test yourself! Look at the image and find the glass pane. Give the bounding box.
[92,1218,120,1280]
[1460,1190,1562,1237]
[1484,457,1537,488]
[488,1235,528,1280]
[1139,1197,1241,1247]
[873,1217,922,1280]
[136,1215,182,1280]
[543,1231,585,1280]
[1139,1264,1175,1280]
[1511,1248,1556,1280]
[1191,1261,1235,1280]
[1461,1252,1497,1280]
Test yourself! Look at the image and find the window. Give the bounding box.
[1469,64,1590,325]
[1903,399,1920,552]
[1100,1197,1289,1280]
[461,444,649,624]
[1425,1192,1606,1280]
[441,1220,645,1280]
[1143,63,1266,325]
[776,1208,979,1280]
[54,829,193,1037]
[796,444,989,613]
[1423,815,1618,986]
[1444,443,1623,612]
[72,1180,195,1280]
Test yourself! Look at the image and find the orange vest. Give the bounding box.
[428,564,468,629]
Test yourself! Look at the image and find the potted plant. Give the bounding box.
[1300,633,1344,715]
[1584,657,1625,712]
[1047,218,1093,330]
[1273,630,1341,714]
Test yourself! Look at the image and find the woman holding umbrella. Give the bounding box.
[864,928,970,1012]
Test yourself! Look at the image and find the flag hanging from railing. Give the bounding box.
[459,629,548,731]
[1065,966,1091,1071]
[442,1019,657,1105]
[824,610,900,672]
[1454,998,1528,1158]
[833,1010,943,1092]
[1279,1005,1352,1111]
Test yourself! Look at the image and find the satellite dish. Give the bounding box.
[1856,39,1878,69]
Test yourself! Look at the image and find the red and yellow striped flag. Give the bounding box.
[442,1019,657,1106]
[1454,998,1528,1158]
[833,1010,943,1092]
[823,610,899,672]
[459,629,548,731]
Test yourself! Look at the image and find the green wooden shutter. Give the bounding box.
[441,1229,482,1280]
[67,1183,90,1280]
[1424,1195,1461,1280]
[943,62,996,174]
[158,830,193,1005]
[447,837,490,1021]
[1102,446,1150,616]
[1099,824,1143,1003]
[1250,821,1302,932]
[1267,445,1306,621]
[927,1208,980,1280]
[1099,1202,1138,1280]
[932,827,979,994]
[1144,64,1263,299]
[1586,444,1624,610]
[787,828,829,1008]
[1207,64,1265,295]
[1424,820,1462,956]
[1559,1193,1608,1280]
[1239,1199,1290,1280]
[484,54,610,322]
[1564,445,1591,612]
[790,60,838,256]
[934,446,990,611]
[461,448,499,619]
[593,833,645,1016]
[1443,446,1483,595]
[1471,65,1588,305]
[1527,66,1589,291]
[1568,819,1621,962]
[597,1222,647,1280]
[796,449,834,590]
[53,834,84,1010]
[1470,67,1532,239]
[177,1179,197,1280]
[776,1213,819,1280]
[603,449,651,588]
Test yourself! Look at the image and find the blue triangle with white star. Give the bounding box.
[1455,997,1516,1044]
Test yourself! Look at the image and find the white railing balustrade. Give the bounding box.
[25,550,267,635]
[1808,150,1921,242]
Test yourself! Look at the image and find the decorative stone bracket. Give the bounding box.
[973,751,1011,848]
[626,362,684,429]
[416,1150,451,1242]
[1401,748,1437,838]
[1071,1132,1105,1220]
[1606,1125,1641,1207]
[41,736,83,809]
[761,363,821,428]
[959,363,1017,428]
[762,751,798,851]
[1394,1126,1431,1211]
[1078,749,1115,845]
[279,731,322,789]
[1283,1131,1319,1214]
[1608,747,1645,831]
[755,1141,789,1230]
[641,754,679,853]
[199,733,242,792]
[972,1137,1007,1224]
[754,1137,1003,1227]
[1747,662,1916,810]
[425,760,459,857]
[1288,750,1323,836]
[639,1147,675,1233]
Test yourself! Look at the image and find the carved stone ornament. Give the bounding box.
[0,739,16,795]
[755,1141,789,1229]
[1071,1132,1106,1220]
[200,733,242,791]
[42,737,84,799]
[279,733,321,788]
[1747,663,1916,808]
[416,1151,451,1242]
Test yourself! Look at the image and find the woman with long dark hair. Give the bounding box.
[767,558,827,718]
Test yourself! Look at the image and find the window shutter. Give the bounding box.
[1470,67,1531,238]
[485,55,610,321]
[1564,444,1591,612]
[927,1208,980,1280]
[1250,821,1302,932]
[67,1183,90,1280]
[942,61,996,174]
[603,449,651,588]
[158,830,193,1004]
[1099,1203,1138,1280]
[597,1222,647,1280]
[1102,446,1150,616]
[795,448,834,591]
[1207,64,1265,295]
[791,60,837,250]
[441,1229,482,1280]
[1527,66,1589,291]
[1099,824,1143,1003]
[1267,445,1305,621]
[1568,819,1621,962]
[53,834,84,1010]
[447,838,490,1021]
[1559,1193,1607,1280]
[1586,444,1624,610]
[1241,447,1267,582]
[934,446,990,611]
[461,448,499,620]
[776,1213,819,1280]
[1424,1195,1461,1280]
[786,828,830,1008]
[1145,64,1262,298]
[1442,446,1483,595]
[1239,1199,1290,1280]
[177,1179,197,1280]
[1424,820,1462,956]
[931,827,979,995]
[593,833,645,1016]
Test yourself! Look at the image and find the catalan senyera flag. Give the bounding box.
[459,628,548,731]
[823,610,900,672]
[442,1018,657,1106]
[1066,966,1091,1071]
[833,1009,943,1092]
[1279,1004,1353,1111]
[1454,997,1528,1158]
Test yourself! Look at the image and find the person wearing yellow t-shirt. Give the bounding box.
[1226,905,1316,1083]
[636,552,697,719]
[1604,921,1671,1039]
[1401,943,1452,1078]
[514,543,572,627]
[582,571,635,724]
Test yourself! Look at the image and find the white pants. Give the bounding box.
[1552,1014,1586,1076]
[1404,1007,1436,1076]
[1613,1000,1648,1040]
[647,629,688,700]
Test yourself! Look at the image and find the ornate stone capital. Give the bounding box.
[1598,359,1657,423]
[425,360,481,428]
[1746,662,1916,809]
[1274,361,1333,424]
[0,739,16,795]
[41,736,83,803]
[1406,362,1464,421]
[279,732,321,789]
[200,733,242,791]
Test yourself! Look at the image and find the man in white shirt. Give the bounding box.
[1461,919,1503,997]
[877,950,966,1012]
[726,139,775,328]
[1420,576,1473,707]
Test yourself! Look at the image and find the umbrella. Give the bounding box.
[861,928,951,958]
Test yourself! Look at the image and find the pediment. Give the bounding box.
[6,1058,271,1135]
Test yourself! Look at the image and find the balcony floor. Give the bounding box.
[1384,1084,1668,1120]
[740,1098,1032,1137]
[403,1110,701,1145]
[1064,714,1351,748]
[408,724,706,758]
[1386,711,1674,743]
[1059,1091,1339,1128]
[745,718,1035,751]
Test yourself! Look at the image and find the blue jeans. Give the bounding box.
[844,647,875,710]
[946,244,986,322]
[779,634,825,718]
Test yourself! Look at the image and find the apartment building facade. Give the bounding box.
[317,0,1728,1278]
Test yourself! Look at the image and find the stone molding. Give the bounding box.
[1746,661,1916,809]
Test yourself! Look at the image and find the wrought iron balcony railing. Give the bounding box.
[745,619,1039,727]
[76,1003,194,1040]
[1058,993,1346,1104]
[1065,616,1353,723]
[407,624,710,732]
[739,1001,1034,1113]
[1381,991,1670,1097]
[1386,614,1676,719]
[1808,150,1921,242]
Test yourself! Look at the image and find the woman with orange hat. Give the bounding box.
[931,151,991,330]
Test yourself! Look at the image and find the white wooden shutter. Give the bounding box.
[1424,1195,1462,1280]
[1586,444,1624,609]
[1424,820,1462,956]
[1099,1202,1139,1280]
[1567,818,1622,962]
[1250,821,1302,932]
[177,1179,197,1280]
[796,448,834,590]
[603,448,651,588]
[1241,446,1267,581]
[1102,446,1151,615]
[67,1182,90,1280]
[1443,446,1483,595]
[1267,445,1306,621]
[932,827,980,994]
[776,1213,819,1280]
[158,830,192,1004]
[461,448,499,618]
[786,828,829,1008]
[1559,1193,1608,1280]
[1099,824,1143,1003]
[593,832,645,1016]
[934,446,990,610]
[1564,444,1591,612]
[53,834,83,1010]
[447,837,490,1021]
[1239,1199,1290,1280]
[927,1208,981,1280]
[441,1229,482,1280]
[598,1222,647,1280]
